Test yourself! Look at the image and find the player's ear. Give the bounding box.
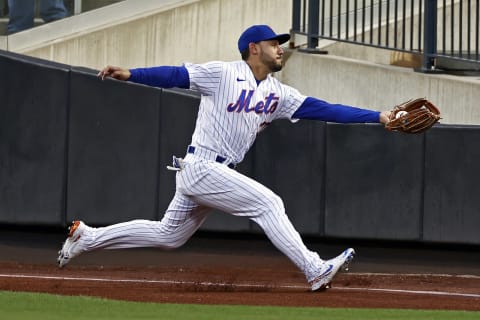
[249,42,259,55]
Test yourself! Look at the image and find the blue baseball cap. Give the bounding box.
[238,25,290,53]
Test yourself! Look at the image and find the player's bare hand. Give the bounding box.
[97,65,131,81]
[379,110,391,124]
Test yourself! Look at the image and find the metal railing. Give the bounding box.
[292,0,480,72]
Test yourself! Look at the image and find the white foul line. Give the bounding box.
[352,272,480,280]
[0,273,479,299]
[335,287,480,298]
[0,273,302,289]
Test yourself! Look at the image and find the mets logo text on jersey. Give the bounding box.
[227,89,279,114]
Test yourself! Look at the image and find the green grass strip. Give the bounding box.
[0,291,478,320]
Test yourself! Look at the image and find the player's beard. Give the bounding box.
[260,51,283,73]
[269,61,283,73]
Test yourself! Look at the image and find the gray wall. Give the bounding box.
[0,51,69,225]
[324,124,424,240]
[1,49,479,245]
[66,67,162,225]
[423,127,480,244]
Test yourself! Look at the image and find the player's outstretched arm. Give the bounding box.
[293,97,390,124]
[98,65,190,89]
[97,66,131,81]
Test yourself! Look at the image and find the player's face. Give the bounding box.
[258,40,284,72]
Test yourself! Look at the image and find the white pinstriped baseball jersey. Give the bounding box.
[185,60,306,164]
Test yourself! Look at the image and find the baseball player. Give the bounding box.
[58,25,391,291]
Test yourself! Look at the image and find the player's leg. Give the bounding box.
[177,162,325,283]
[57,191,210,267]
[84,193,209,250]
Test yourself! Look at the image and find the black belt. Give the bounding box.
[187,146,236,169]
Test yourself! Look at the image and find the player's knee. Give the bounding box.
[262,193,285,216]
[158,237,187,250]
[153,224,190,250]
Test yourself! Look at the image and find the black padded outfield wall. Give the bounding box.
[0,51,70,225]
[66,68,162,225]
[1,49,480,245]
[423,126,480,245]
[324,124,424,241]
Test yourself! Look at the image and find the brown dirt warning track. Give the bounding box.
[0,228,479,311]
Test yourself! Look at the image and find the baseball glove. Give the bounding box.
[385,98,441,134]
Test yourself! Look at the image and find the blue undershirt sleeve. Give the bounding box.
[128,66,190,89]
[292,97,380,123]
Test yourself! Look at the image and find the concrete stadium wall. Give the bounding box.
[277,50,480,125]
[5,0,292,68]
[2,0,479,126]
[1,49,480,246]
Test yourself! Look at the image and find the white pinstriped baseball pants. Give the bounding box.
[79,154,323,281]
